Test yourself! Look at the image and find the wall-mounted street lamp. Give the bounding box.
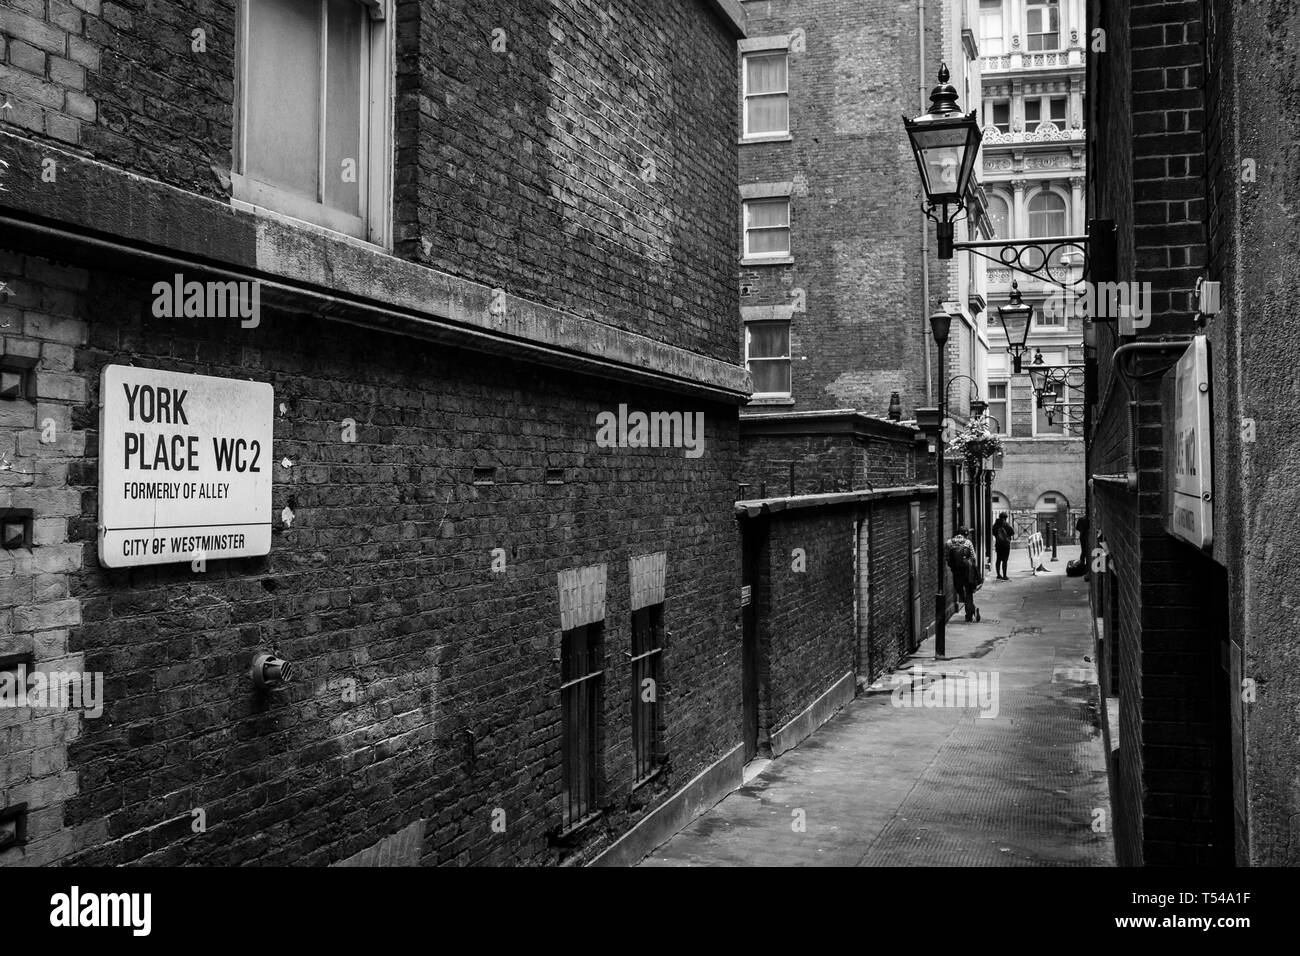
[998,281,1034,373]
[903,65,983,260]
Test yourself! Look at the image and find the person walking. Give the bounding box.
[993,514,1014,580]
[945,527,980,623]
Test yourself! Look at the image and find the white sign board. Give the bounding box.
[1168,337,1213,550]
[98,365,274,568]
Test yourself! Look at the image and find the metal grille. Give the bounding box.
[630,606,664,785]
[561,623,603,827]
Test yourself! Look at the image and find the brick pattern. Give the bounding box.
[395,0,741,365]
[737,0,953,415]
[0,259,742,867]
[1088,0,1233,866]
[0,0,102,149]
[0,251,101,866]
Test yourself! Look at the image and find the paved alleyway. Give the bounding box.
[640,558,1115,866]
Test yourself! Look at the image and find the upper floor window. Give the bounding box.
[1025,95,1068,128]
[1025,0,1060,52]
[987,193,1010,239]
[984,98,1010,134]
[979,0,1004,55]
[743,52,789,138]
[233,0,390,244]
[1029,190,1067,239]
[745,320,792,398]
[743,198,791,259]
[986,381,1008,434]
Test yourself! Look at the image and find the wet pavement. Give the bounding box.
[639,556,1115,866]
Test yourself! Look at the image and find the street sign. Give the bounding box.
[1167,337,1213,550]
[98,365,274,568]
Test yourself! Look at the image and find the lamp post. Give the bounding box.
[927,311,954,658]
[903,65,984,259]
[997,281,1034,373]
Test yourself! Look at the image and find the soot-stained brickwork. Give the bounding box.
[0,0,751,867]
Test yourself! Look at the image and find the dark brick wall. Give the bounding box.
[1,0,741,362]
[1201,0,1300,866]
[1087,0,1235,867]
[758,510,852,732]
[737,0,952,414]
[0,257,742,866]
[738,420,921,497]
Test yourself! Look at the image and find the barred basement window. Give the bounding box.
[561,622,604,828]
[630,604,665,785]
[233,0,392,244]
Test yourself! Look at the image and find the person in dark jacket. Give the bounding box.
[945,528,980,622]
[993,514,1014,580]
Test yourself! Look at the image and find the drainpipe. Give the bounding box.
[919,0,933,403]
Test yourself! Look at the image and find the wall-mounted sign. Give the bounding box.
[98,365,273,568]
[1166,337,1213,550]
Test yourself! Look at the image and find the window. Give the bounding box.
[746,321,792,398]
[1026,0,1060,51]
[987,381,1008,434]
[1034,302,1065,328]
[984,98,1010,134]
[630,605,665,785]
[1050,96,1068,125]
[234,0,390,243]
[561,622,604,828]
[979,0,1004,55]
[743,198,791,259]
[1025,99,1040,125]
[987,194,1010,239]
[743,51,789,137]
[1029,190,1068,263]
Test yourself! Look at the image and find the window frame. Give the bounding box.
[630,605,666,787]
[978,0,1005,55]
[742,49,790,140]
[742,197,792,261]
[744,318,793,399]
[986,380,1009,435]
[560,621,605,830]
[1025,0,1061,52]
[231,0,393,247]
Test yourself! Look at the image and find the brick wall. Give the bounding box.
[759,510,852,731]
[1087,0,1234,866]
[737,0,952,414]
[1,0,741,360]
[0,255,742,866]
[0,0,749,866]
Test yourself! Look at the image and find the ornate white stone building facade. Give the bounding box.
[976,0,1087,547]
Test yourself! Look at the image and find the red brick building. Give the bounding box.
[0,0,755,867]
[1087,0,1300,866]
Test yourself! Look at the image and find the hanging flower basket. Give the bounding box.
[949,422,1004,471]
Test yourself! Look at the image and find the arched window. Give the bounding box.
[1029,190,1069,268]
[1028,190,1067,238]
[987,193,1010,240]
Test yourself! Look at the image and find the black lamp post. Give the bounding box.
[927,311,954,658]
[997,280,1034,373]
[904,65,983,259]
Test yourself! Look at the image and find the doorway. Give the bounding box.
[909,502,923,651]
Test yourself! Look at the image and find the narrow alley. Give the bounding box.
[641,563,1114,866]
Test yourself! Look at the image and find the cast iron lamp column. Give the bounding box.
[929,311,953,658]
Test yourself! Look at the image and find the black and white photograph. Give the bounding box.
[0,0,1291,932]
